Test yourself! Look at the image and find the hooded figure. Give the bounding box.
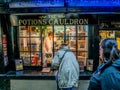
[88,38,120,90]
[52,43,79,90]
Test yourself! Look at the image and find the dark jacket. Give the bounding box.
[88,58,120,90]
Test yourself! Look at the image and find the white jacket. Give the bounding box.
[52,46,79,88]
[43,37,52,53]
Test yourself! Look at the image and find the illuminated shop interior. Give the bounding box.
[8,14,96,72]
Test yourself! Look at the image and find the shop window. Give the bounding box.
[19,26,42,66]
[19,25,92,72]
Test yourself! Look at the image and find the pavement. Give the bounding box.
[10,80,89,90]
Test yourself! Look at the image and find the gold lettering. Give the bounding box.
[42,19,47,25]
[59,19,64,24]
[19,20,23,25]
[22,20,27,25]
[70,19,74,24]
[27,19,31,25]
[84,19,88,24]
[38,19,44,25]
[64,19,69,24]
[48,19,53,24]
[54,19,59,25]
[74,19,79,24]
[18,18,89,25]
[79,19,88,24]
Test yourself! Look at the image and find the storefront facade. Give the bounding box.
[0,1,120,89]
[0,0,120,89]
[1,1,120,73]
[10,14,97,72]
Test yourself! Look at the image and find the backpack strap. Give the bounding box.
[59,50,67,64]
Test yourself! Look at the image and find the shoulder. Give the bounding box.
[88,72,101,90]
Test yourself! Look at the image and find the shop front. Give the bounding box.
[1,0,120,89]
[3,13,97,90]
[10,14,97,73]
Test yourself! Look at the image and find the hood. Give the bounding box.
[61,46,70,51]
[112,58,120,69]
[57,46,70,59]
[99,58,120,73]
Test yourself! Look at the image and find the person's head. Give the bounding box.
[100,38,120,62]
[61,42,68,46]
[48,31,53,39]
[59,42,69,49]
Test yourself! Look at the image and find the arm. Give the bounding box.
[51,52,60,69]
[88,72,101,90]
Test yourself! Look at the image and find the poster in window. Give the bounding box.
[86,59,93,71]
[15,59,23,71]
[78,41,86,50]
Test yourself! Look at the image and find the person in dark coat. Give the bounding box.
[88,38,120,90]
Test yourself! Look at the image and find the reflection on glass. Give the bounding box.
[54,25,64,51]
[19,26,42,66]
[77,25,88,72]
[18,24,90,72]
[31,52,41,66]
[42,25,53,67]
[77,51,88,72]
[66,25,76,51]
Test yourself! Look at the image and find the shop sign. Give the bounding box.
[99,15,120,29]
[18,14,89,25]
[19,18,88,25]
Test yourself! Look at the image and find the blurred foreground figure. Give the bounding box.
[88,38,120,90]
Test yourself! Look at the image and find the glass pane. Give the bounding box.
[66,25,77,51]
[42,25,53,67]
[68,39,76,51]
[19,26,42,66]
[30,37,41,52]
[77,52,88,72]
[30,26,41,37]
[20,52,30,66]
[77,52,88,68]
[54,25,64,51]
[19,26,29,37]
[77,25,89,72]
[77,37,88,51]
[31,52,42,66]
[77,25,88,51]
[66,25,76,36]
[19,38,29,51]
[77,25,88,33]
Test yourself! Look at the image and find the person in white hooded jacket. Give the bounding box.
[52,43,79,90]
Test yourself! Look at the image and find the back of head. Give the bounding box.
[101,38,120,61]
[59,42,69,50]
[61,42,68,46]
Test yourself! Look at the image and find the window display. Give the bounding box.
[77,25,88,72]
[2,34,8,66]
[42,25,53,67]
[19,24,89,72]
[54,25,64,52]
[19,26,42,66]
